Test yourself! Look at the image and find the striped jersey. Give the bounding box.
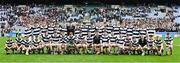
[147,38,154,47]
[155,40,162,47]
[81,27,88,37]
[6,40,14,47]
[133,28,140,39]
[124,37,132,46]
[117,37,125,44]
[147,27,155,36]
[126,27,133,36]
[52,34,60,43]
[89,27,95,36]
[109,35,117,43]
[60,35,68,43]
[33,26,41,35]
[48,26,54,36]
[74,29,81,37]
[139,28,147,36]
[106,26,113,34]
[113,26,120,36]
[120,28,127,38]
[42,34,50,44]
[24,27,32,36]
[101,35,109,43]
[76,35,85,44]
[164,37,173,45]
[41,26,47,34]
[86,36,93,44]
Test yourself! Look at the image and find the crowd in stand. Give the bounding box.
[0,4,179,36]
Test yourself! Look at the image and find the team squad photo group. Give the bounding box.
[4,22,173,56]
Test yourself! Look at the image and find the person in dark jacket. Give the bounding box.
[93,30,101,54]
[138,35,147,56]
[67,22,75,36]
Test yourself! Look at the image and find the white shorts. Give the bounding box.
[111,43,116,46]
[32,46,40,49]
[51,43,61,46]
[117,44,124,48]
[166,45,173,48]
[76,44,82,47]
[45,43,50,46]
[103,43,109,47]
[61,43,67,46]
[82,44,87,47]
[138,45,147,49]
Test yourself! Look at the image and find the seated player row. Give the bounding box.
[5,30,173,56]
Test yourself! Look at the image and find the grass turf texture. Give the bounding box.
[0,37,180,63]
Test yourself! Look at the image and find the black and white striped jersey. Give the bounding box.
[41,26,47,34]
[164,37,173,45]
[61,28,67,35]
[76,35,85,44]
[113,26,120,36]
[86,36,93,44]
[124,37,132,46]
[81,27,88,37]
[48,26,54,36]
[106,25,113,34]
[6,40,14,47]
[120,28,127,39]
[147,38,154,47]
[74,29,81,37]
[133,28,140,39]
[117,37,125,44]
[33,26,41,35]
[60,35,68,43]
[97,27,103,35]
[101,35,109,43]
[126,27,133,36]
[42,34,50,44]
[24,27,32,36]
[155,40,163,47]
[139,28,147,36]
[109,35,117,43]
[56,27,61,33]
[51,34,60,43]
[89,27,95,36]
[147,27,155,36]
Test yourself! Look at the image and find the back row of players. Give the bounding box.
[5,25,173,56]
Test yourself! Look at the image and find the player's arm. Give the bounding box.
[163,39,168,46]
[100,37,103,45]
[75,37,78,45]
[122,41,125,49]
[84,37,88,45]
[108,38,111,45]
[40,39,45,47]
[161,40,163,49]
[14,41,18,47]
[115,37,118,45]
[171,38,173,45]
[5,42,8,48]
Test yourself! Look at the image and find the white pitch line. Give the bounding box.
[0,62,180,63]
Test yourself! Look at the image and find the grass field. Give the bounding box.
[0,37,180,63]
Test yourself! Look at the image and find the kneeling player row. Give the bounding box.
[5,32,173,56]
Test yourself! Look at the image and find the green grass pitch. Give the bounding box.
[0,37,180,63]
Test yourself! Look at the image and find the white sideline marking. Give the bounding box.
[0,62,180,63]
